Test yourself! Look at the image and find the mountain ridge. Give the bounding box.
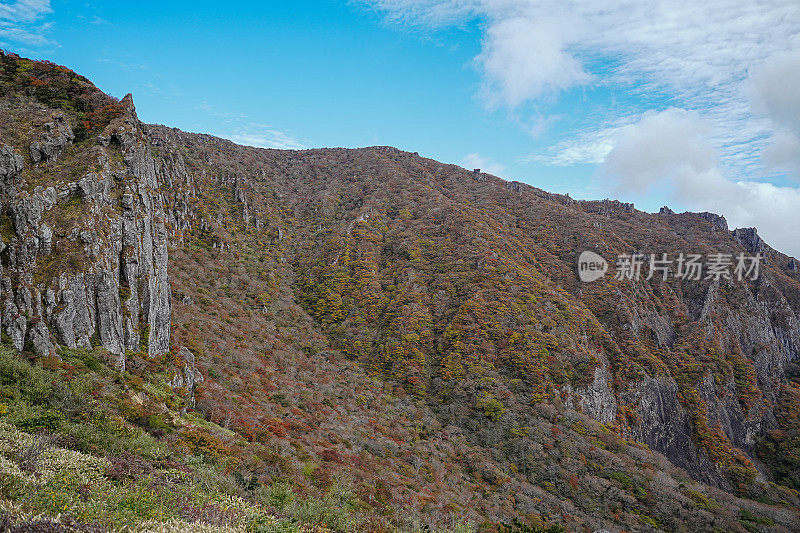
[1,49,800,532]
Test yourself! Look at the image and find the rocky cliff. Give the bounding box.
[1,77,170,369]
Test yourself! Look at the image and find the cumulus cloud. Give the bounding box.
[0,0,53,47]
[477,17,589,107]
[601,109,715,193]
[749,52,800,133]
[749,52,800,179]
[461,152,507,176]
[599,109,800,257]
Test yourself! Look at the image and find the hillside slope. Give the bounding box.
[1,50,800,532]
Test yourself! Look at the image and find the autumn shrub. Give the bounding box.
[107,452,155,481]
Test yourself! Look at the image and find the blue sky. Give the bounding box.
[1,0,799,256]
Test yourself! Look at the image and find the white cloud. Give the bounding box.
[749,52,800,134]
[223,127,307,151]
[368,1,800,105]
[0,0,53,46]
[477,16,590,107]
[721,181,800,258]
[461,152,507,176]
[761,130,800,179]
[0,0,51,22]
[598,109,800,257]
[601,109,715,193]
[360,0,478,27]
[197,102,307,150]
[749,52,800,179]
[364,1,800,173]
[526,123,621,166]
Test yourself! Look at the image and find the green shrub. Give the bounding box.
[476,392,505,421]
[0,348,55,405]
[14,408,64,431]
[248,516,302,533]
[260,481,296,512]
[685,489,719,510]
[0,471,25,499]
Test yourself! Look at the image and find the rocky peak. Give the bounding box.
[699,211,728,231]
[584,198,636,216]
[120,93,137,120]
[732,227,765,254]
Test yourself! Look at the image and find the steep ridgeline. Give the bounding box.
[3,50,800,531]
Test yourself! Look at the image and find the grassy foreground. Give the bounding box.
[0,345,479,532]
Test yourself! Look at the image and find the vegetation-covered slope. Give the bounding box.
[1,50,800,532]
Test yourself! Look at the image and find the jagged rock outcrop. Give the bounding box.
[0,98,171,369]
[26,320,55,357]
[0,144,23,182]
[577,361,617,424]
[170,346,204,410]
[699,211,728,231]
[29,114,74,163]
[732,227,765,254]
[583,198,635,216]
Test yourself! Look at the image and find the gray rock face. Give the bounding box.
[30,115,74,163]
[622,377,729,488]
[577,364,617,424]
[1,99,172,369]
[0,144,24,182]
[699,211,728,231]
[732,227,765,254]
[612,268,800,486]
[26,321,55,357]
[170,347,204,409]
